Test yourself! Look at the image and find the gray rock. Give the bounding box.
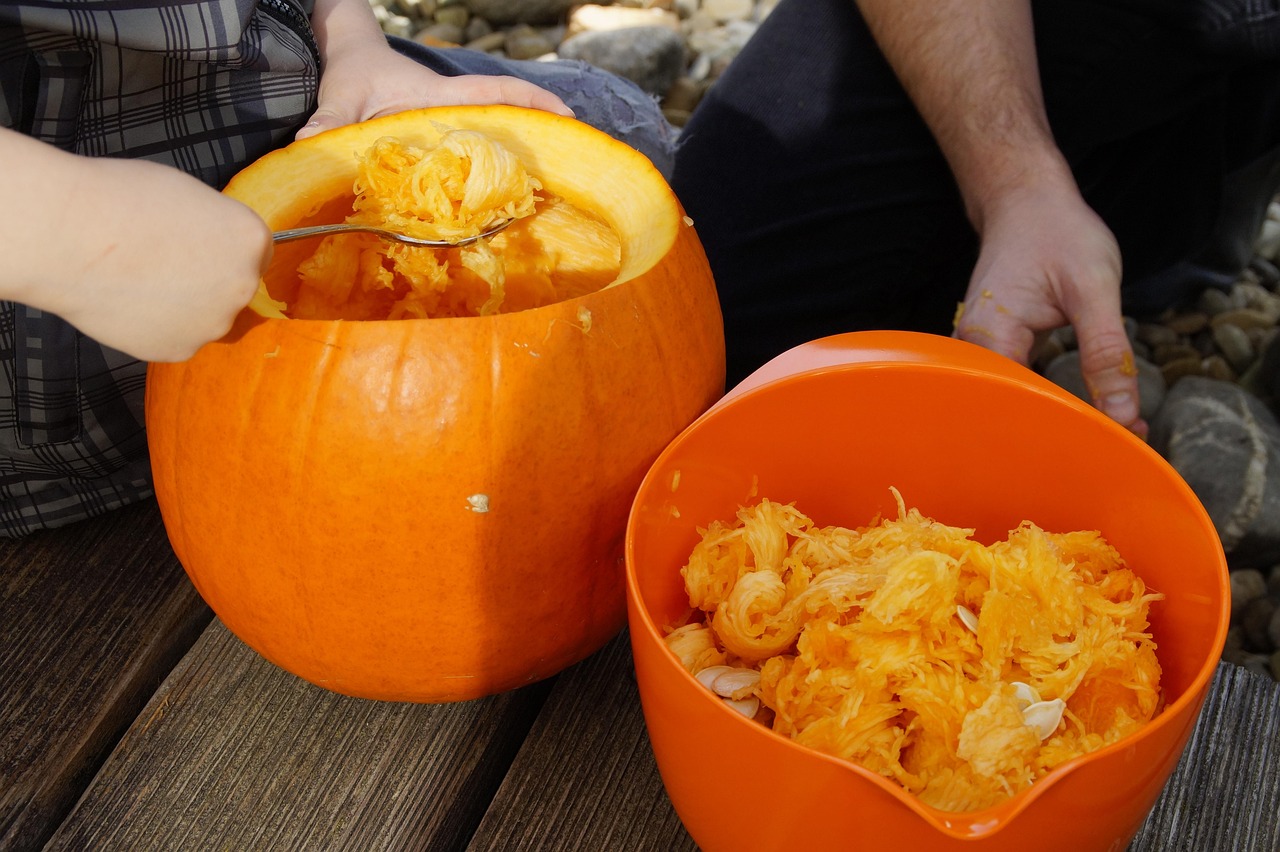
[504,23,556,59]
[1041,349,1166,421]
[1230,567,1268,620]
[1242,596,1277,650]
[1149,376,1280,569]
[558,27,686,97]
[462,0,576,25]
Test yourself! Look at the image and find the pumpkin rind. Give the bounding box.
[145,106,725,701]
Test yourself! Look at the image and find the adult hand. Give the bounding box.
[3,135,271,363]
[296,0,572,141]
[953,178,1146,437]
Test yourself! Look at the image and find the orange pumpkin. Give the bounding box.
[145,105,725,702]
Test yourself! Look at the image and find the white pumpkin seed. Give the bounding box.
[1023,698,1066,741]
[956,605,980,634]
[694,665,735,690]
[723,696,760,718]
[710,669,761,699]
[1010,681,1041,710]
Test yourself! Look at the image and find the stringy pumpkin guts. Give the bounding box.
[665,490,1164,812]
[283,128,621,320]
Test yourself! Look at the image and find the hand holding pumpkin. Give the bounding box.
[0,127,270,362]
[297,0,572,142]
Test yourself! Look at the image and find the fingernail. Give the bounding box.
[1100,391,1137,422]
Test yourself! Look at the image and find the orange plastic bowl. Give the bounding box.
[625,331,1229,851]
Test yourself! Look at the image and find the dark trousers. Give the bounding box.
[671,0,1280,387]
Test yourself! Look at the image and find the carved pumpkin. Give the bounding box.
[145,106,725,701]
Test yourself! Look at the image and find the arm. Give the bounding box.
[0,127,270,362]
[855,0,1144,436]
[296,0,573,140]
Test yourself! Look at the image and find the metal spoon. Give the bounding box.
[272,219,510,247]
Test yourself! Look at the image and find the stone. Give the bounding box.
[1212,322,1257,373]
[568,4,681,36]
[462,0,576,25]
[1270,604,1280,650]
[557,27,686,97]
[1230,568,1268,621]
[1256,202,1280,260]
[1152,342,1202,365]
[1149,376,1280,569]
[465,30,506,52]
[1136,322,1180,350]
[504,24,556,59]
[463,15,492,41]
[414,21,464,44]
[1242,596,1277,651]
[1198,287,1235,316]
[434,4,469,27]
[1164,311,1210,336]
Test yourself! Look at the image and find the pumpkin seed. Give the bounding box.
[956,605,979,634]
[723,696,760,718]
[694,665,735,690]
[1023,698,1066,741]
[709,668,761,700]
[1010,681,1040,710]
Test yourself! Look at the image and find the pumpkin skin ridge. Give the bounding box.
[146,105,725,701]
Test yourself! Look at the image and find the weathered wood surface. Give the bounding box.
[467,631,695,852]
[6,499,1280,851]
[1130,663,1280,852]
[46,620,552,851]
[0,501,210,850]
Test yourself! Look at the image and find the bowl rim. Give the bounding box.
[624,331,1232,835]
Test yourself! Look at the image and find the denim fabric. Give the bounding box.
[671,0,1280,387]
[391,38,675,178]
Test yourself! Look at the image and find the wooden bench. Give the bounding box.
[4,499,1279,850]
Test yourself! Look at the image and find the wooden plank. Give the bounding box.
[1131,663,1280,852]
[0,500,210,851]
[46,620,553,851]
[467,630,696,852]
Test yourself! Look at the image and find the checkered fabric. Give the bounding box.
[0,0,318,536]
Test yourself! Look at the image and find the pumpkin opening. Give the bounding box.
[261,128,624,321]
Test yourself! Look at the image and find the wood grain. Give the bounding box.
[1130,663,1280,852]
[468,631,696,852]
[47,620,551,851]
[0,501,210,851]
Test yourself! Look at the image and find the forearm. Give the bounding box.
[309,0,390,69]
[0,128,85,314]
[854,0,1074,232]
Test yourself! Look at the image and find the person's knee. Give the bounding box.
[538,60,676,177]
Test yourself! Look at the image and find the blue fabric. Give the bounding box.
[391,38,675,178]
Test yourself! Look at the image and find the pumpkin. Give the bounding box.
[144,105,725,702]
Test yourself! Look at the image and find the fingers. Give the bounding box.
[1071,303,1148,438]
[295,107,347,141]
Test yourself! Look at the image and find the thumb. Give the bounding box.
[294,105,353,141]
[1072,304,1146,436]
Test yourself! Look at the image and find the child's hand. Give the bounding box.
[3,132,271,362]
[296,0,572,141]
